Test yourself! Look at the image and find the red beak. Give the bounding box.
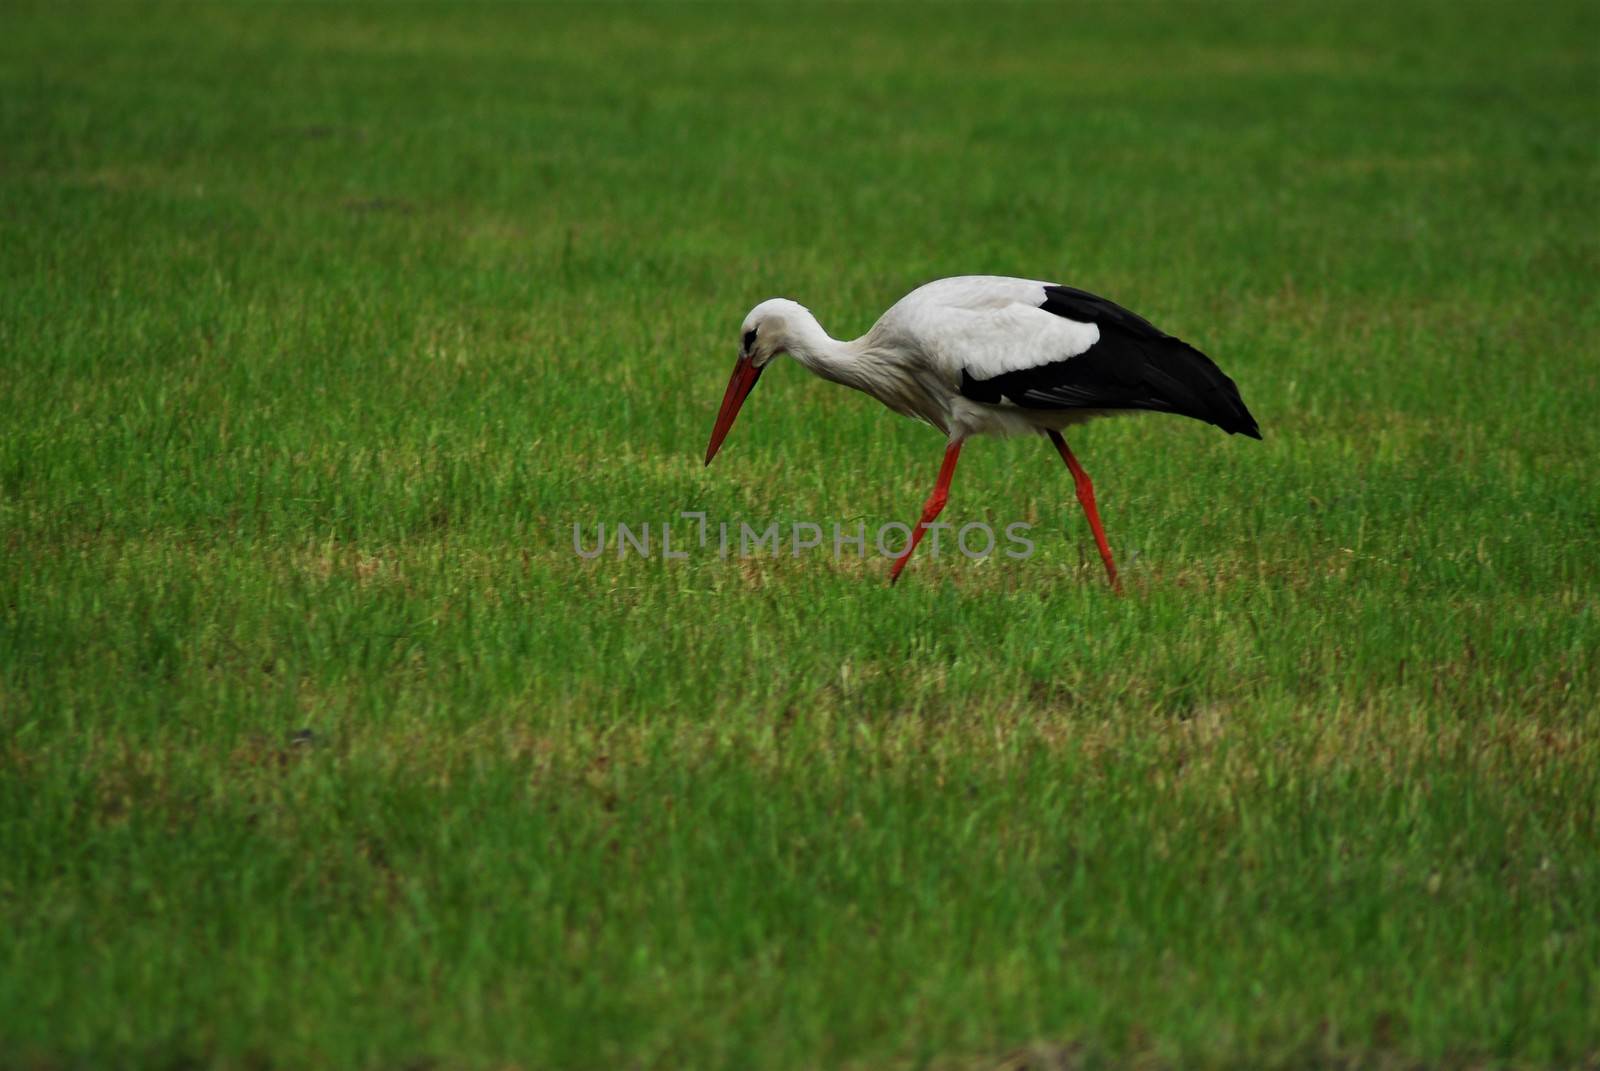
[704,353,763,466]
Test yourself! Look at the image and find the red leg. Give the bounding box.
[889,440,963,585]
[1047,431,1120,591]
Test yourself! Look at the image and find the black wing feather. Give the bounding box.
[959,284,1262,438]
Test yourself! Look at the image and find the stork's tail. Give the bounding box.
[1146,338,1261,439]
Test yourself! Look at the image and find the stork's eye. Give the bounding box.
[743,328,758,351]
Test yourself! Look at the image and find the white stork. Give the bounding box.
[704,275,1261,587]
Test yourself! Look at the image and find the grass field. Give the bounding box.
[3,1,1598,1068]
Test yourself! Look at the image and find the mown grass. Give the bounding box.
[2,1,1598,1068]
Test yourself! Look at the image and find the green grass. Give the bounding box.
[3,1,1598,1067]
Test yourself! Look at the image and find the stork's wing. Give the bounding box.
[919,281,1261,439]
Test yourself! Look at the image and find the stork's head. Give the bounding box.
[704,298,810,466]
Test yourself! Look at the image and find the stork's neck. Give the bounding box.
[784,312,866,387]
[780,306,945,433]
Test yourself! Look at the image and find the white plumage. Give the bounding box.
[872,276,1102,380]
